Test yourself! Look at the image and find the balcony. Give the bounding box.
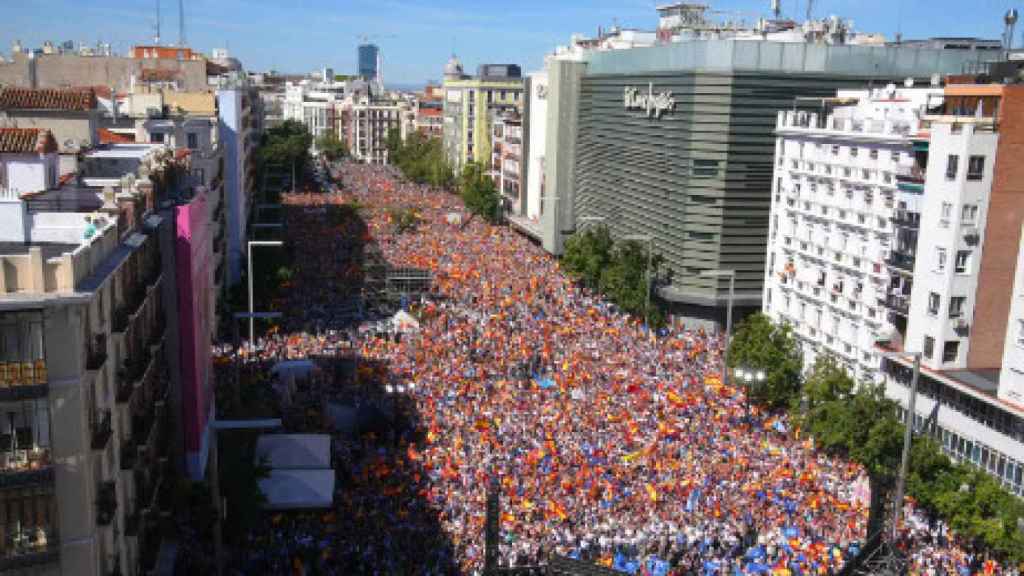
[892,211,920,230]
[0,448,53,490]
[120,439,138,471]
[885,251,916,273]
[86,333,107,371]
[95,480,117,526]
[0,527,59,571]
[91,410,112,451]
[116,348,152,404]
[883,294,911,317]
[0,360,48,402]
[112,288,146,334]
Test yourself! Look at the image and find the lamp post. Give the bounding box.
[247,240,284,344]
[879,350,922,542]
[700,269,736,391]
[623,234,654,328]
[734,367,767,420]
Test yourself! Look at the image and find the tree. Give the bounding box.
[599,239,663,324]
[727,313,803,410]
[258,119,312,180]
[460,162,500,222]
[387,129,453,189]
[562,225,614,289]
[316,132,347,161]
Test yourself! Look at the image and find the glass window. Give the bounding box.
[955,251,971,274]
[943,340,960,363]
[870,149,879,160]
[936,248,947,272]
[187,132,198,149]
[967,155,985,181]
[928,293,940,316]
[949,296,966,318]
[850,147,859,157]
[961,204,978,223]
[832,145,840,156]
[924,335,935,359]
[891,150,901,162]
[151,131,165,143]
[941,202,953,219]
[946,154,959,180]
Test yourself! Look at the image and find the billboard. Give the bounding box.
[175,188,215,480]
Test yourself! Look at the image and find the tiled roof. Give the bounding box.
[0,128,58,154]
[98,128,135,144]
[0,87,97,111]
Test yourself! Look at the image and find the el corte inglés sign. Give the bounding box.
[624,83,676,119]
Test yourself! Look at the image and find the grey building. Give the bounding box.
[537,40,995,325]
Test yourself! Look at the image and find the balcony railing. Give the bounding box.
[96,480,117,526]
[91,411,112,451]
[885,252,916,272]
[120,440,138,471]
[883,294,911,316]
[0,449,53,490]
[892,211,920,230]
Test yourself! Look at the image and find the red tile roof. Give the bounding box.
[0,87,97,111]
[98,128,135,144]
[0,128,58,154]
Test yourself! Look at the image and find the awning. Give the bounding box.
[259,469,335,510]
[254,434,331,469]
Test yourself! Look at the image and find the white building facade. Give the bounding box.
[764,87,939,382]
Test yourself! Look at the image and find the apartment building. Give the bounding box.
[764,87,940,382]
[490,111,524,216]
[0,135,175,574]
[414,85,443,139]
[442,58,524,172]
[0,87,100,174]
[343,98,414,165]
[216,86,258,287]
[879,82,1024,497]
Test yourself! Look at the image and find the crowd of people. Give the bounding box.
[218,159,1016,575]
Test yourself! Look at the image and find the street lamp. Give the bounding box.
[623,234,654,328]
[734,366,766,420]
[879,350,923,542]
[247,240,284,344]
[700,269,737,391]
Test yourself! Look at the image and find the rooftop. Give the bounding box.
[0,128,57,153]
[0,87,97,111]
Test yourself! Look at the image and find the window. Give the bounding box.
[945,154,959,180]
[693,159,720,178]
[850,147,859,157]
[151,131,165,143]
[187,132,198,149]
[962,204,978,223]
[943,341,960,363]
[870,149,879,160]
[955,251,971,274]
[941,202,953,219]
[936,248,947,272]
[928,292,941,316]
[891,151,901,162]
[1018,320,1024,347]
[924,336,935,359]
[967,155,985,181]
[949,296,966,318]
[832,145,840,156]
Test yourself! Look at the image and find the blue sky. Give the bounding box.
[2,0,1021,86]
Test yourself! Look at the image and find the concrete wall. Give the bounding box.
[0,52,208,92]
[998,223,1024,407]
[541,60,585,255]
[524,72,548,221]
[217,89,246,286]
[3,152,50,197]
[0,200,27,242]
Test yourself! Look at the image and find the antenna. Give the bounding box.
[178,0,186,47]
[155,0,161,45]
[1005,9,1019,51]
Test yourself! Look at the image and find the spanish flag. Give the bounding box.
[645,483,658,503]
[666,390,687,408]
[547,499,568,521]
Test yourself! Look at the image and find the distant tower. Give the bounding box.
[178,0,186,46]
[1005,9,1019,52]
[154,0,161,45]
[358,43,380,81]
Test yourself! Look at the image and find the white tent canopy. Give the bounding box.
[259,469,335,510]
[255,434,331,469]
[392,310,420,333]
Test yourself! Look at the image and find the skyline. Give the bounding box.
[2,0,1022,85]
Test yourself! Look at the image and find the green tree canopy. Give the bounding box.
[459,162,501,223]
[727,313,803,410]
[562,225,614,289]
[316,131,347,161]
[387,129,454,189]
[259,119,313,179]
